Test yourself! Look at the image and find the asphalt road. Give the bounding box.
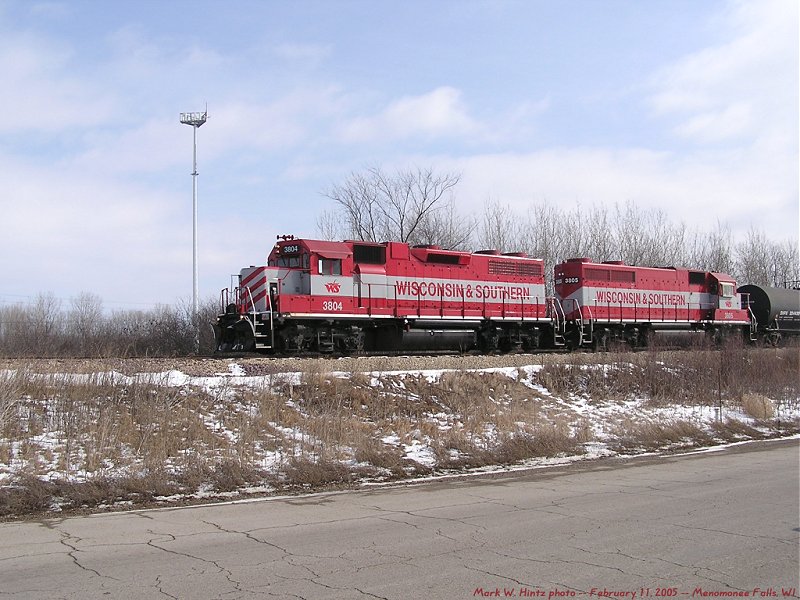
[1,440,798,600]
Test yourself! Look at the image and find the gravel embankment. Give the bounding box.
[0,353,578,377]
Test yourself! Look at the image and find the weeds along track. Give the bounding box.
[0,347,798,518]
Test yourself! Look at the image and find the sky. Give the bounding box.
[0,0,797,311]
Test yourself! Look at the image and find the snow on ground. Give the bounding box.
[1,358,798,511]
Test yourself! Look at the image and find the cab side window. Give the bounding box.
[319,258,342,275]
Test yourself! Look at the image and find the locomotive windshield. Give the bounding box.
[269,253,309,269]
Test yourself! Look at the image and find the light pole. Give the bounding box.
[180,109,207,350]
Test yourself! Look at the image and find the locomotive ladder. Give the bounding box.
[238,285,274,351]
[548,298,567,347]
[556,299,593,348]
[256,284,275,350]
[577,304,594,346]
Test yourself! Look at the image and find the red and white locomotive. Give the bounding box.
[215,235,553,353]
[213,235,761,353]
[554,258,752,349]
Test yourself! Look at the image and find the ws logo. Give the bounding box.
[324,281,341,293]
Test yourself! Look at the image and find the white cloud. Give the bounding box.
[70,117,186,174]
[274,42,332,63]
[66,85,348,175]
[447,145,797,241]
[0,0,794,309]
[673,102,753,143]
[649,0,797,146]
[338,87,480,143]
[0,32,114,132]
[28,2,70,19]
[0,152,190,304]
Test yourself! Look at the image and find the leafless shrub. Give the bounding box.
[0,295,219,358]
[399,459,432,477]
[432,428,493,469]
[496,425,583,462]
[98,473,180,502]
[709,419,765,442]
[536,363,581,397]
[0,472,186,516]
[353,438,403,472]
[282,458,353,487]
[207,460,268,493]
[0,370,23,433]
[536,358,641,400]
[571,348,800,409]
[612,420,712,453]
[2,346,795,517]
[0,475,55,516]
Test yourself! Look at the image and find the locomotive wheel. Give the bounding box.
[593,330,609,352]
[478,327,500,354]
[337,327,365,354]
[564,325,582,350]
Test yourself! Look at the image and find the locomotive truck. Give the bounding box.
[213,236,796,354]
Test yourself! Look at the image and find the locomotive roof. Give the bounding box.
[301,239,352,258]
[709,272,736,283]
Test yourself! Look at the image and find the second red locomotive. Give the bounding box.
[554,258,752,349]
[214,235,762,353]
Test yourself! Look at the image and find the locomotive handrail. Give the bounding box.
[740,292,757,341]
[241,286,257,334]
[588,299,718,324]
[547,297,567,345]
[220,287,230,312]
[569,299,590,345]
[582,304,594,345]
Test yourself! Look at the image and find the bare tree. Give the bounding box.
[323,166,462,245]
[315,209,349,240]
[612,201,660,266]
[411,196,476,250]
[735,228,800,286]
[478,199,519,252]
[518,202,567,295]
[685,221,734,275]
[68,292,104,356]
[583,204,614,262]
[32,292,63,355]
[770,239,800,286]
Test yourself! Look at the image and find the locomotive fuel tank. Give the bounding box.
[367,326,477,352]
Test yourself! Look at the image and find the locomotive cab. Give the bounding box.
[709,273,742,312]
[707,273,751,336]
[268,240,311,298]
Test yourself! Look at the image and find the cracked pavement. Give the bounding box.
[1,440,797,599]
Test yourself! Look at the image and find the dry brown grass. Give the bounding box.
[353,438,404,472]
[1,346,797,517]
[611,419,713,453]
[708,419,765,442]
[282,457,354,487]
[496,425,584,462]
